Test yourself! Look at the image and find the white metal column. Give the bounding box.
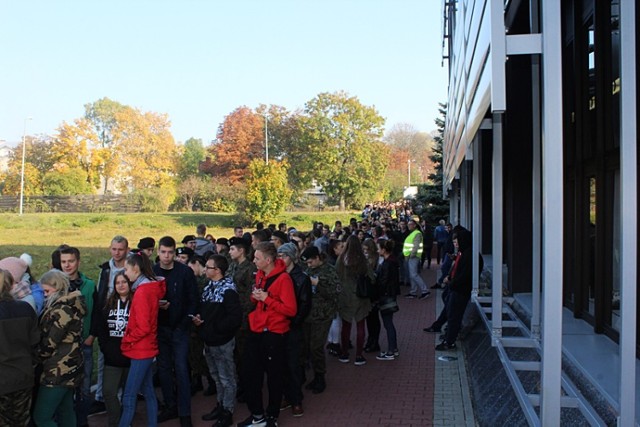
[491,112,504,342]
[530,0,542,341]
[540,0,564,424]
[618,0,637,425]
[472,134,482,294]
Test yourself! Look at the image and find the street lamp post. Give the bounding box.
[407,159,413,187]
[19,117,32,215]
[264,112,269,165]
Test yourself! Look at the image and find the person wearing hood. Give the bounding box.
[433,229,474,351]
[32,269,87,427]
[238,242,297,427]
[118,251,166,427]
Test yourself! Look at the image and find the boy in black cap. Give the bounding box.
[182,235,197,251]
[176,247,195,264]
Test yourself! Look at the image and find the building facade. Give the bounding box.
[441,0,637,425]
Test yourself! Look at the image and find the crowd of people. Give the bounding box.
[0,203,474,427]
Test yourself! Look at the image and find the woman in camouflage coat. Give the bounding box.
[33,269,87,427]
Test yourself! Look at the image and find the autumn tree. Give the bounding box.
[244,159,292,223]
[84,97,128,194]
[52,118,102,190]
[203,107,265,182]
[299,91,388,209]
[2,135,55,196]
[42,167,94,196]
[111,108,178,191]
[383,123,434,199]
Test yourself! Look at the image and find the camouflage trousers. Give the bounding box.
[0,387,32,427]
[303,319,333,376]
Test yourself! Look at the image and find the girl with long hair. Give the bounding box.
[33,269,87,426]
[362,238,382,353]
[336,235,373,366]
[118,252,166,427]
[94,271,133,427]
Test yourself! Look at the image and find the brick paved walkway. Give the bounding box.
[89,265,475,427]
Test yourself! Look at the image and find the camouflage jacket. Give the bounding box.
[229,258,257,329]
[38,290,87,387]
[305,262,340,323]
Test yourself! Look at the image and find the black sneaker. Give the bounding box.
[237,415,266,427]
[214,410,233,427]
[338,354,350,363]
[354,356,367,366]
[435,341,457,351]
[376,352,396,361]
[404,293,416,299]
[157,406,178,423]
[266,416,278,427]
[423,325,441,333]
[88,400,106,416]
[418,292,431,300]
[202,403,223,421]
[363,344,380,353]
[430,283,442,289]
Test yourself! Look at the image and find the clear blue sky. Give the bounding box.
[0,0,448,146]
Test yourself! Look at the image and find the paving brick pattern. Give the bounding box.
[89,264,475,426]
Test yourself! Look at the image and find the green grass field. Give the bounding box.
[0,211,358,280]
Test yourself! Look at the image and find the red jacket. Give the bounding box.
[249,259,297,334]
[121,278,166,360]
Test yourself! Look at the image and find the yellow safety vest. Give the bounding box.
[403,230,423,257]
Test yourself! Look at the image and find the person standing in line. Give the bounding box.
[33,269,87,427]
[94,272,132,427]
[0,269,39,427]
[118,251,166,427]
[90,235,129,415]
[54,245,96,427]
[336,235,373,366]
[195,255,242,427]
[300,246,340,394]
[277,243,312,417]
[195,224,215,256]
[375,240,401,360]
[238,242,297,427]
[434,219,449,264]
[227,237,256,402]
[153,236,198,427]
[403,220,430,300]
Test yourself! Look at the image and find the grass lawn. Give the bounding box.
[0,211,358,280]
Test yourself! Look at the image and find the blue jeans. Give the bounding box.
[75,344,93,425]
[157,326,191,416]
[381,312,397,352]
[118,357,157,427]
[407,256,427,295]
[95,350,104,401]
[204,339,237,413]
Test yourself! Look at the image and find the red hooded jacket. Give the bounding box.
[249,259,297,334]
[121,278,166,360]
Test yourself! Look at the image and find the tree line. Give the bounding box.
[0,91,438,222]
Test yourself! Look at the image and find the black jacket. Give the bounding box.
[376,255,401,298]
[288,264,312,328]
[198,278,242,346]
[154,262,198,331]
[448,230,473,296]
[0,299,39,395]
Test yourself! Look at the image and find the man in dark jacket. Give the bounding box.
[435,229,473,351]
[194,255,242,427]
[277,243,311,417]
[154,236,198,427]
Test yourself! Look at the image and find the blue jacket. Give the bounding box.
[153,262,198,331]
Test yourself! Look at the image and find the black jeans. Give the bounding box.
[283,327,304,405]
[444,290,470,344]
[365,305,381,347]
[242,331,287,418]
